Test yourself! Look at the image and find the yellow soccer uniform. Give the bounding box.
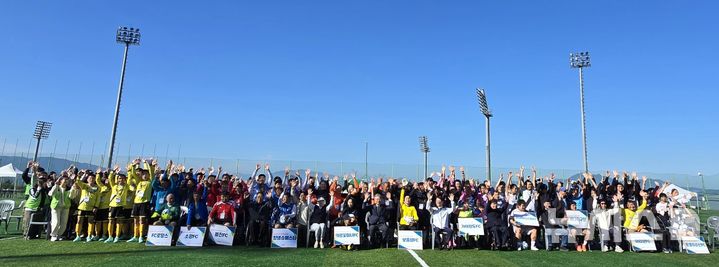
[131,163,155,204]
[75,180,99,212]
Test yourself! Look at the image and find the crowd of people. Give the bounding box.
[19,159,698,253]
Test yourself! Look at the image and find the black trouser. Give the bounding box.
[368,223,389,246]
[433,226,453,247]
[489,225,508,247]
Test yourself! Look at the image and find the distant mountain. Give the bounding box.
[0,156,99,173]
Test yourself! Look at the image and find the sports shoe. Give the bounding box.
[113,237,121,243]
[602,245,609,252]
[86,236,94,243]
[517,246,523,251]
[98,236,107,242]
[126,237,138,243]
[614,246,624,253]
[314,241,319,248]
[104,237,114,244]
[530,246,539,251]
[138,237,144,243]
[92,236,100,241]
[50,237,58,242]
[320,241,324,249]
[73,236,83,242]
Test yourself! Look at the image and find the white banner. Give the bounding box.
[334,226,360,245]
[271,228,298,248]
[398,230,423,250]
[513,211,539,226]
[682,236,710,254]
[662,184,696,204]
[146,225,173,246]
[458,218,485,236]
[566,210,589,228]
[209,224,235,246]
[177,226,206,247]
[628,232,657,252]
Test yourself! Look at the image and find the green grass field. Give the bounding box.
[2,199,718,267]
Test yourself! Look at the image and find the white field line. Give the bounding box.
[406,249,430,267]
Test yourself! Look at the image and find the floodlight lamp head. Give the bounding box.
[570,51,591,68]
[116,26,141,45]
[476,88,492,117]
[419,136,430,153]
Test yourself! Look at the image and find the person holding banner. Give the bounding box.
[567,201,590,251]
[509,200,539,251]
[208,191,236,227]
[186,186,209,227]
[272,193,297,229]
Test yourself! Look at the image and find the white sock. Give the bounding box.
[531,241,536,247]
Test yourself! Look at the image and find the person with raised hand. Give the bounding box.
[127,159,156,243]
[426,192,458,250]
[48,175,72,241]
[94,169,112,242]
[105,165,130,243]
[71,170,99,242]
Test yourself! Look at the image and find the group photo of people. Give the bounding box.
[16,158,703,253]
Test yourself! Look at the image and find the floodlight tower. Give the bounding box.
[699,172,709,210]
[476,88,492,183]
[32,121,52,162]
[570,51,591,174]
[419,136,430,180]
[107,26,140,169]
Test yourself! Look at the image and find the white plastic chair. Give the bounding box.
[707,216,719,250]
[0,200,15,233]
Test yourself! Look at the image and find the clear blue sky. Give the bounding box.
[1,1,717,178]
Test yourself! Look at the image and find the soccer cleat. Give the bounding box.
[320,241,324,249]
[86,236,94,243]
[314,241,319,248]
[72,236,83,242]
[104,237,114,244]
[126,237,138,243]
[113,237,121,243]
[602,245,609,252]
[531,246,539,251]
[138,237,144,243]
[98,236,107,242]
[614,246,624,253]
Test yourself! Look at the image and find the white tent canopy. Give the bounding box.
[0,163,22,178]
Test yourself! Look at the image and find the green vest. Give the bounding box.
[25,187,44,211]
[50,187,72,209]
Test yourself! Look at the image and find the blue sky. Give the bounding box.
[1,1,717,181]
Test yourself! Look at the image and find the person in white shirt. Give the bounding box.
[509,200,539,251]
[426,192,457,250]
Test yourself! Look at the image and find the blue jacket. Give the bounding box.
[186,186,209,226]
[152,176,178,211]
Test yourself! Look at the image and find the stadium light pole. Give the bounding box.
[419,136,430,180]
[107,26,140,169]
[699,172,709,210]
[476,88,492,183]
[570,51,591,174]
[32,121,52,163]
